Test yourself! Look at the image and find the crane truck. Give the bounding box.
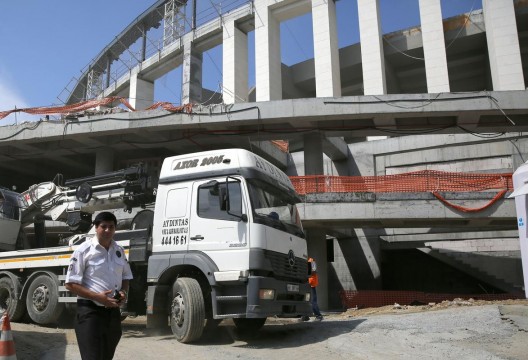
[0,148,312,342]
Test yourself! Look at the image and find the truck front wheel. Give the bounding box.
[26,274,64,324]
[170,277,205,343]
[0,277,25,321]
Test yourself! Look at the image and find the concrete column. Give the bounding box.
[95,147,115,175]
[307,228,328,310]
[311,0,341,97]
[182,41,203,104]
[255,0,282,102]
[223,20,248,104]
[304,132,324,175]
[419,0,450,93]
[483,0,525,90]
[141,23,148,61]
[129,72,154,110]
[105,56,112,88]
[357,0,387,95]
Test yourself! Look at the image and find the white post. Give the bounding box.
[129,72,154,110]
[419,0,450,93]
[223,20,248,104]
[255,0,282,101]
[312,0,341,97]
[510,162,528,298]
[482,0,525,90]
[357,0,387,95]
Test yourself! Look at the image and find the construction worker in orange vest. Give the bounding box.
[302,257,323,321]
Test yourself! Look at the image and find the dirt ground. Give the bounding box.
[9,298,528,360]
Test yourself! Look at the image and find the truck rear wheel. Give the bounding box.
[26,274,64,324]
[0,277,25,321]
[170,277,205,343]
[233,318,266,332]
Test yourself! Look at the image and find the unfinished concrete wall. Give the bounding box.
[289,134,528,296]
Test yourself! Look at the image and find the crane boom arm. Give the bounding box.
[20,164,156,231]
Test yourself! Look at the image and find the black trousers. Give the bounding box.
[75,300,122,360]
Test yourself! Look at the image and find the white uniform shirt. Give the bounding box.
[65,236,133,306]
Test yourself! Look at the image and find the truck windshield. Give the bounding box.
[0,189,23,221]
[247,179,304,238]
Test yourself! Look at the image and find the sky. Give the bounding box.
[0,0,481,126]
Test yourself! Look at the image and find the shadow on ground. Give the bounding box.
[120,318,366,348]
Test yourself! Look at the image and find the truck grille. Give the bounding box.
[265,250,307,282]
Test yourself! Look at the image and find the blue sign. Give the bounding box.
[519,217,524,227]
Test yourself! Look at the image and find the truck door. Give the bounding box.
[188,177,249,267]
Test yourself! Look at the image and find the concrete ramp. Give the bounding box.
[418,247,522,294]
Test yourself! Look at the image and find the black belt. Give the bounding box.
[77,299,109,309]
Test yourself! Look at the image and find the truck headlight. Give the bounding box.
[305,293,311,301]
[259,289,275,300]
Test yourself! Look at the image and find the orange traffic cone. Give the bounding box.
[0,312,16,360]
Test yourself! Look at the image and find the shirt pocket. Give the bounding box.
[87,257,106,276]
[113,256,127,276]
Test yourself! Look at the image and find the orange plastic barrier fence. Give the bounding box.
[290,170,513,195]
[339,290,524,310]
[0,96,192,121]
[271,140,289,153]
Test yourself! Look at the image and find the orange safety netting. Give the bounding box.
[271,140,289,153]
[290,170,513,213]
[144,101,193,113]
[290,170,513,194]
[0,96,193,121]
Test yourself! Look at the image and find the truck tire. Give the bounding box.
[0,277,26,321]
[233,318,266,332]
[170,277,205,343]
[26,274,64,325]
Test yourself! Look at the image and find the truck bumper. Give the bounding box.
[244,276,312,318]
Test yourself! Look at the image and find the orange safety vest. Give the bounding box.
[308,257,318,287]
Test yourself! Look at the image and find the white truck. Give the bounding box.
[0,148,312,342]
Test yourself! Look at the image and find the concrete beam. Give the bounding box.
[270,0,311,21]
[299,196,515,228]
[380,230,519,243]
[249,140,289,169]
[321,136,348,161]
[2,91,528,144]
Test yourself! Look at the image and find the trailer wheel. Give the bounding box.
[0,277,25,321]
[170,277,205,343]
[233,318,266,332]
[26,274,64,324]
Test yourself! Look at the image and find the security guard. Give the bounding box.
[65,211,133,360]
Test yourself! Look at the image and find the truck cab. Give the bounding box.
[0,188,25,250]
[147,149,312,342]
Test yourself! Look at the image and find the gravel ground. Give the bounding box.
[9,301,528,360]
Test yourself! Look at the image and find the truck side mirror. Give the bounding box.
[219,187,228,211]
[225,176,247,222]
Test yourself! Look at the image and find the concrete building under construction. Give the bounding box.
[1,0,528,309]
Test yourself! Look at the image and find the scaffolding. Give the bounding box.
[86,70,103,99]
[163,0,186,47]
